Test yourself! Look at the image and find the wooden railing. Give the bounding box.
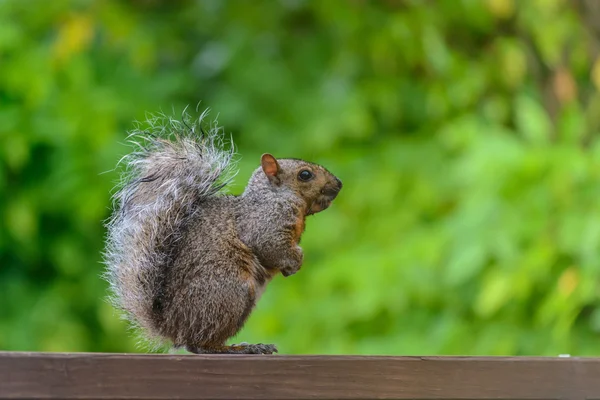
[1,352,599,399]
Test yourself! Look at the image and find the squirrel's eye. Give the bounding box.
[298,169,314,182]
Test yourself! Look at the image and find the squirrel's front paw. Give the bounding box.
[281,247,303,277]
[231,343,278,354]
[281,268,296,277]
[281,263,301,277]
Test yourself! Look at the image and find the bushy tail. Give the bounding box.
[103,109,236,346]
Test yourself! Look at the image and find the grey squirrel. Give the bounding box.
[104,110,342,354]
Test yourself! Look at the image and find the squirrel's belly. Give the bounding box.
[250,266,278,302]
[253,280,269,302]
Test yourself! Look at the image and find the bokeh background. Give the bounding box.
[2,0,600,355]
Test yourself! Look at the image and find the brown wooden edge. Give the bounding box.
[1,352,600,399]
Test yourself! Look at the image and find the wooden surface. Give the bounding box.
[1,352,600,400]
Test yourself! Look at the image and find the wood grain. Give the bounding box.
[1,352,600,399]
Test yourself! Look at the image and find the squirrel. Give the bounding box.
[104,110,342,354]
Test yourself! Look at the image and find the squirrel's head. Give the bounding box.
[257,154,342,215]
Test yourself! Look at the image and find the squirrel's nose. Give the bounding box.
[335,177,342,190]
[322,178,342,197]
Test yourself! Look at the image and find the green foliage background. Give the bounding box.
[2,0,600,355]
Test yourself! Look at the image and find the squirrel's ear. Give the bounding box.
[261,153,281,184]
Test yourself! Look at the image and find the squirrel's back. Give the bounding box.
[104,112,237,346]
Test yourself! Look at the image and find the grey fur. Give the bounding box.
[104,110,342,354]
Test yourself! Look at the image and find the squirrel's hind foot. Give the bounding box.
[230,342,278,354]
[187,343,278,355]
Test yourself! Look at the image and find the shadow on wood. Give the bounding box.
[1,352,600,399]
